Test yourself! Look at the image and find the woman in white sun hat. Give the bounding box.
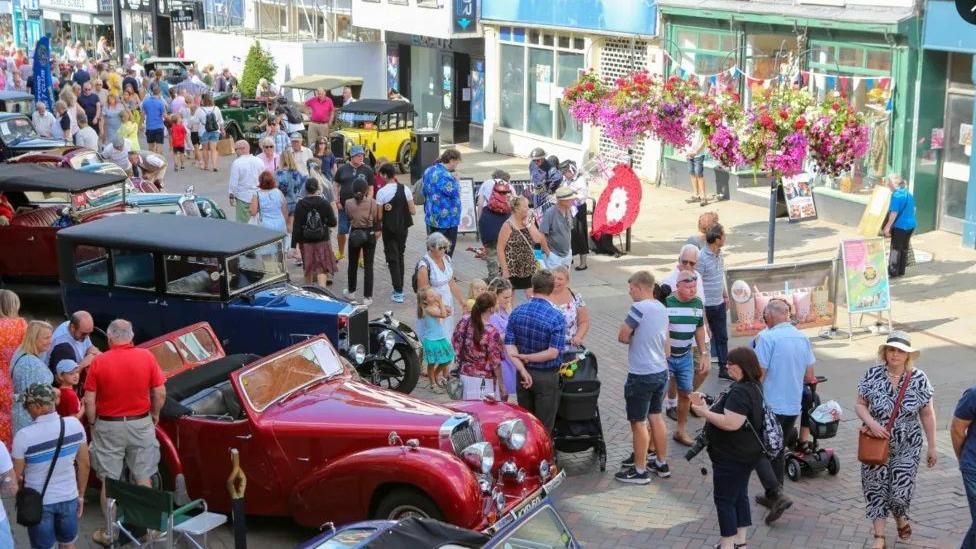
[855,331,937,549]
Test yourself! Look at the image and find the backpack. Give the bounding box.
[302,206,326,241]
[745,384,784,460]
[412,178,426,206]
[486,181,512,215]
[284,104,303,124]
[203,108,219,132]
[411,256,436,293]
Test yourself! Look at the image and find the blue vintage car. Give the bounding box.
[56,214,421,393]
[295,486,579,549]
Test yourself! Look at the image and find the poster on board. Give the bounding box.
[458,178,477,234]
[725,259,836,337]
[841,238,891,314]
[781,174,818,223]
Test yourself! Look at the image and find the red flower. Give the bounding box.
[794,117,806,131]
[779,110,788,119]
[585,81,595,91]
[831,102,841,111]
[760,114,774,130]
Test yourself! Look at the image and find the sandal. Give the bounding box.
[871,534,886,549]
[574,265,588,271]
[896,520,911,541]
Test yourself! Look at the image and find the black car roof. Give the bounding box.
[339,99,416,116]
[57,214,283,256]
[0,164,125,193]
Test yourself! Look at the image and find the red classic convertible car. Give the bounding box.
[9,146,162,192]
[139,322,562,530]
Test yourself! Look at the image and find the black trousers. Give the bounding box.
[427,225,458,257]
[755,413,798,498]
[382,229,409,293]
[889,227,913,278]
[571,204,589,257]
[516,368,561,433]
[347,230,376,298]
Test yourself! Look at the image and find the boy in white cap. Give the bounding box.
[55,360,84,420]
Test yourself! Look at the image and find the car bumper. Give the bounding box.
[482,469,566,535]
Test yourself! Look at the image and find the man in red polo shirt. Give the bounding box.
[304,87,335,147]
[83,319,166,546]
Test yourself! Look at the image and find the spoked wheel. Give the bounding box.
[359,342,421,394]
[396,141,413,174]
[786,458,801,482]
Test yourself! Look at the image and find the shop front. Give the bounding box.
[385,32,484,146]
[480,0,658,171]
[657,0,920,230]
[40,0,113,52]
[120,0,173,56]
[917,0,976,246]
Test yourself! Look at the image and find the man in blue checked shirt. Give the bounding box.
[505,270,565,432]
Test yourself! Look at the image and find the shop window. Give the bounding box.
[543,34,554,47]
[744,34,798,109]
[558,36,570,49]
[673,27,737,77]
[530,30,540,44]
[500,27,526,44]
[950,54,974,88]
[417,0,440,7]
[527,48,554,138]
[556,52,584,144]
[500,44,525,131]
[573,38,585,51]
[389,0,408,4]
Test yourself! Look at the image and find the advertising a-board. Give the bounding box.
[458,177,477,234]
[841,238,891,314]
[726,259,836,337]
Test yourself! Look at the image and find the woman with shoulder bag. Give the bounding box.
[690,347,766,549]
[293,177,337,288]
[855,331,936,549]
[497,196,550,303]
[249,171,289,265]
[451,293,506,401]
[376,162,415,304]
[343,179,380,306]
[478,170,512,281]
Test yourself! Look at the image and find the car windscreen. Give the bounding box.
[165,255,221,297]
[238,339,343,411]
[0,116,39,144]
[497,505,574,548]
[4,99,33,115]
[336,111,378,129]
[148,326,222,374]
[68,150,103,169]
[227,241,287,295]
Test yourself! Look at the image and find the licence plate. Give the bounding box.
[489,470,566,533]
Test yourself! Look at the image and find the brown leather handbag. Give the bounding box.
[858,372,911,466]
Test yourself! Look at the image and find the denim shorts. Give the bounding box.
[0,518,12,549]
[668,352,694,393]
[199,130,221,144]
[146,128,165,144]
[689,154,705,177]
[338,209,351,235]
[624,370,668,421]
[27,498,78,549]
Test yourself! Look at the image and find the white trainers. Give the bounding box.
[343,290,357,301]
[362,298,373,307]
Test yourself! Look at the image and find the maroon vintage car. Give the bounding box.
[138,322,563,531]
[9,146,162,192]
[0,164,133,287]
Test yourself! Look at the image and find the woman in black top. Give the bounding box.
[375,163,415,304]
[292,177,338,288]
[690,347,765,549]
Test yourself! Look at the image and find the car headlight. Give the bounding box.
[200,201,213,217]
[496,419,527,451]
[378,329,396,352]
[462,442,494,475]
[350,344,366,365]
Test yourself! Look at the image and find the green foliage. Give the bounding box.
[239,41,277,98]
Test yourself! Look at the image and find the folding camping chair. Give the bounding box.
[105,478,227,548]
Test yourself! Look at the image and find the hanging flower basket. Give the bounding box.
[739,86,814,178]
[807,93,870,177]
[562,71,609,126]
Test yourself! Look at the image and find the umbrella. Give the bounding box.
[590,163,642,240]
[172,80,210,96]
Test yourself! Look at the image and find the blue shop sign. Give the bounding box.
[482,0,656,36]
[454,0,478,33]
[924,0,976,52]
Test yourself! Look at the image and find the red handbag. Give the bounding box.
[857,371,911,466]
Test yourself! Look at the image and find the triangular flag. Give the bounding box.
[865,78,875,90]
[679,68,687,79]
[878,77,891,90]
[729,66,738,78]
[825,76,836,89]
[839,76,849,92]
[814,74,826,91]
[800,71,810,87]
[710,75,718,88]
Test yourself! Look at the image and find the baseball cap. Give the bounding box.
[56,359,80,375]
[19,383,58,407]
[350,145,365,157]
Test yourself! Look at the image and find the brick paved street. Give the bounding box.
[14,146,976,548]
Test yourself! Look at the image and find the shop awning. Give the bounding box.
[658,0,916,33]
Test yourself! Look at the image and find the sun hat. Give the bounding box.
[289,133,302,141]
[879,330,920,359]
[350,145,366,157]
[555,186,577,201]
[56,359,80,375]
[19,383,58,407]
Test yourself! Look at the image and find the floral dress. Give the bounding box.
[553,291,585,344]
[857,365,933,520]
[452,315,503,380]
[489,310,516,396]
[10,349,54,436]
[0,317,26,447]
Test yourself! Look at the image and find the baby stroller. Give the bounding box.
[784,375,840,481]
[551,346,607,471]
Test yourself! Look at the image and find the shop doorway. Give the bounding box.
[938,54,974,234]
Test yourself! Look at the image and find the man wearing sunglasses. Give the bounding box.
[660,245,709,421]
[45,311,100,376]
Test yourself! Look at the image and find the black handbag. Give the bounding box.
[16,418,65,527]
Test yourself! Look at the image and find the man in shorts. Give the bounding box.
[84,319,166,546]
[12,384,90,549]
[616,271,671,484]
[665,269,708,446]
[686,129,708,205]
[141,84,167,154]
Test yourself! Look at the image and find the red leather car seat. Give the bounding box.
[10,206,61,227]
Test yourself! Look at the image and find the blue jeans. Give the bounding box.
[27,498,78,549]
[668,352,694,393]
[0,518,12,549]
[705,304,729,370]
[962,467,976,549]
[712,457,755,537]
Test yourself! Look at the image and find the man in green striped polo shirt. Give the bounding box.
[667,270,708,446]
